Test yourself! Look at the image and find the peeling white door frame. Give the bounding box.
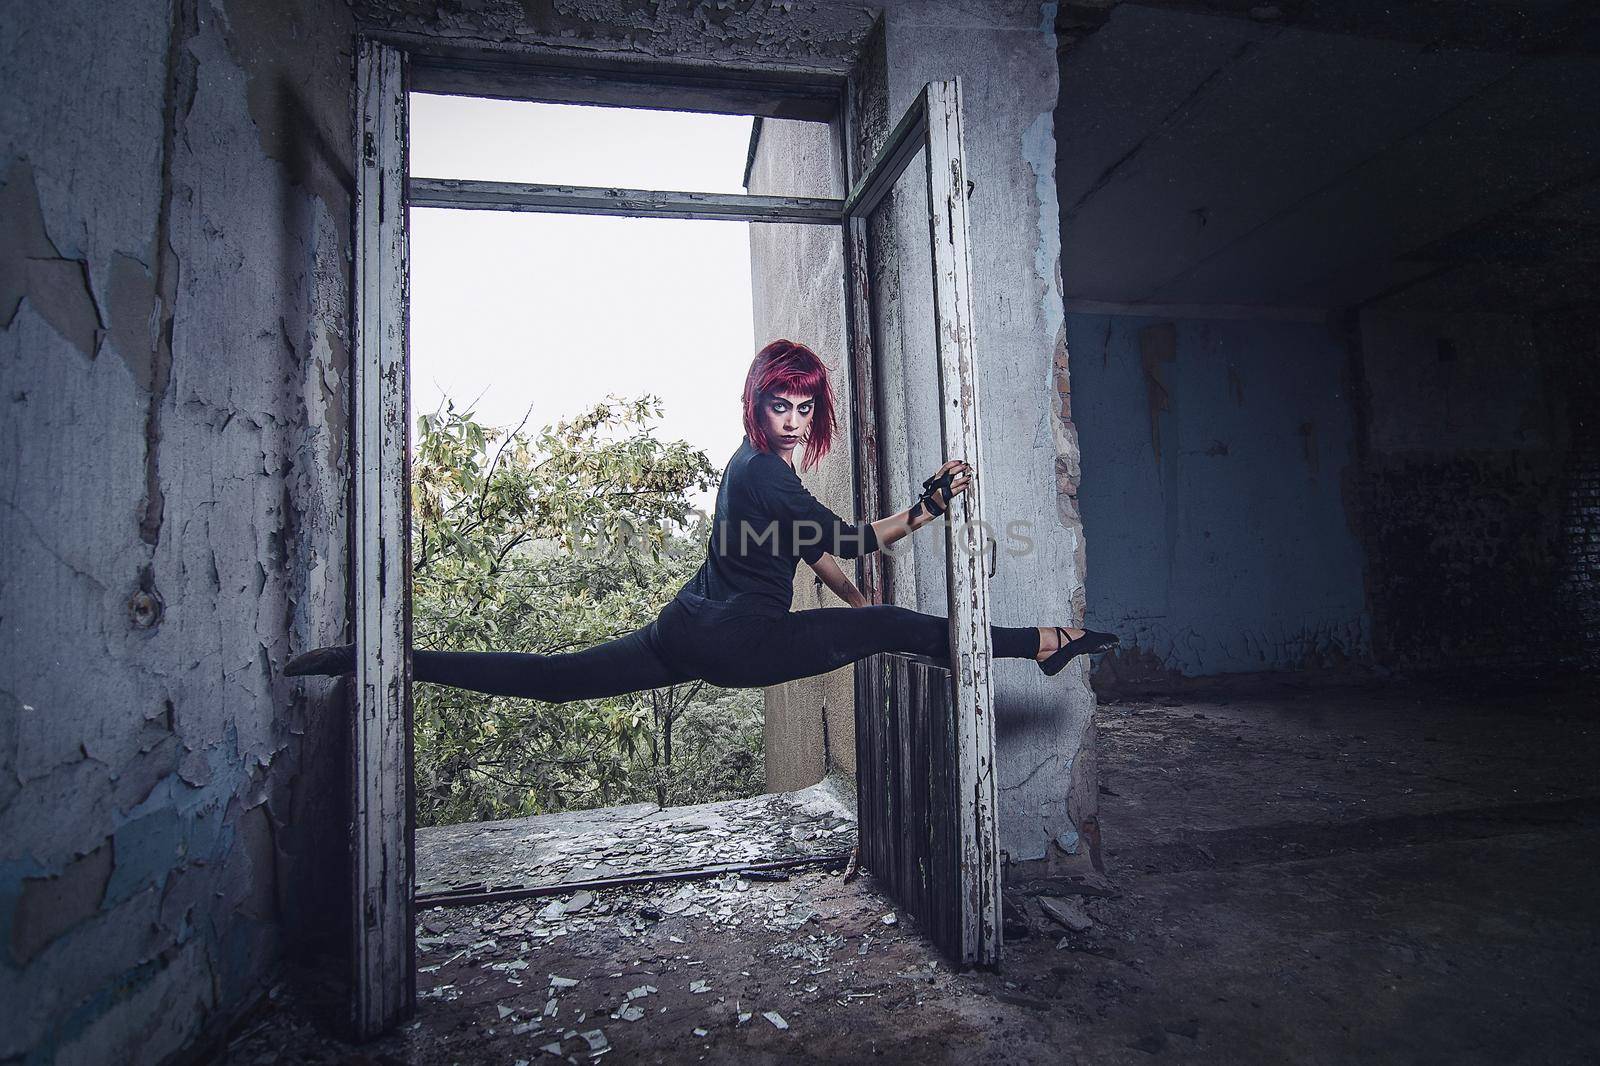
[353,37,415,1038]
[353,51,843,1035]
[842,80,1003,968]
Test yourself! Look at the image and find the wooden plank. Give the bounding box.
[896,638,916,904]
[857,656,876,876]
[909,660,930,925]
[928,664,955,953]
[415,851,852,909]
[353,37,415,1037]
[922,79,1002,968]
[844,214,886,606]
[841,92,927,220]
[408,178,844,225]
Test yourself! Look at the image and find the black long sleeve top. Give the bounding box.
[677,435,879,613]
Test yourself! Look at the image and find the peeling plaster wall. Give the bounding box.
[746,117,856,792]
[1067,314,1371,678]
[1,0,354,1060]
[849,3,1097,869]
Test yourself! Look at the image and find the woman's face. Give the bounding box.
[759,389,815,460]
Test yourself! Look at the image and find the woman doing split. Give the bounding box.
[285,340,1120,694]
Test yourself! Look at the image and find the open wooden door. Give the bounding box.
[353,38,415,1036]
[845,80,1002,968]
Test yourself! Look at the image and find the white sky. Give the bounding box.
[407,94,761,513]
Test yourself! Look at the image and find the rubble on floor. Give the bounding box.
[224,860,1010,1064]
[219,679,1600,1064]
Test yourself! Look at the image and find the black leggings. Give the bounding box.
[413,591,1042,702]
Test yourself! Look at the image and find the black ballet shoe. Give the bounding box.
[285,643,356,677]
[1038,627,1120,677]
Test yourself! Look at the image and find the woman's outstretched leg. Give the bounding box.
[414,621,696,702]
[287,620,699,703]
[705,604,1042,689]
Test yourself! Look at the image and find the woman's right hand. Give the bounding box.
[917,459,973,518]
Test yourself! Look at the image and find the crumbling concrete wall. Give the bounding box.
[1347,309,1597,673]
[356,0,877,69]
[746,117,858,792]
[0,0,354,1060]
[1067,314,1371,677]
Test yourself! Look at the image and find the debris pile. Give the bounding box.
[418,783,857,897]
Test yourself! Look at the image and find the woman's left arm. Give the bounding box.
[806,553,869,608]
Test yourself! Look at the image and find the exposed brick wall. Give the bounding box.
[1551,313,1600,670]
[1560,445,1600,669]
[1350,451,1572,670]
[1350,310,1598,675]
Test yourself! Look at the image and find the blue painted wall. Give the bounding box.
[1067,314,1370,675]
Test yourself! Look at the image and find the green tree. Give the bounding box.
[410,394,763,826]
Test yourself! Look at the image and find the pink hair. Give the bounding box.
[741,339,838,470]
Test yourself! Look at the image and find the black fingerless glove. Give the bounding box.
[911,469,957,520]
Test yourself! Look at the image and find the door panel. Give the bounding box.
[845,80,1002,968]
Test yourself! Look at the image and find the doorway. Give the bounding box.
[351,38,1000,1035]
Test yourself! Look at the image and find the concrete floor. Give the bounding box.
[217,676,1600,1064]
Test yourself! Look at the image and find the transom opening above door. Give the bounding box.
[411,95,843,200]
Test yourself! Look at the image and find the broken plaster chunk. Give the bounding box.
[615,1005,645,1022]
[693,1027,709,1037]
[763,1011,790,1031]
[581,1030,609,1052]
[549,974,579,989]
[689,980,710,994]
[625,984,656,1000]
[1037,896,1092,933]
[880,913,898,926]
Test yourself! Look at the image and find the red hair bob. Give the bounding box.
[741,339,838,471]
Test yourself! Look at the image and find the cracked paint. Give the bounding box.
[10,842,113,967]
[3,0,354,1060]
[0,163,106,360]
